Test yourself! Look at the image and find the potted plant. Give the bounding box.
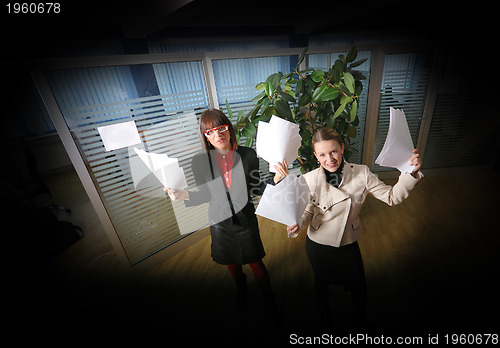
[227,46,367,173]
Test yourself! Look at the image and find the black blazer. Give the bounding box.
[185,146,272,227]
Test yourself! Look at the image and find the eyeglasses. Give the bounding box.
[203,125,228,137]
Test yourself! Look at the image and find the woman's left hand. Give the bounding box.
[273,159,289,184]
[410,149,422,175]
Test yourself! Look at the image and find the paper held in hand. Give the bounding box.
[255,174,310,227]
[133,147,188,189]
[256,115,301,172]
[375,107,415,174]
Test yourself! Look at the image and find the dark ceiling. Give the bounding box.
[0,0,488,62]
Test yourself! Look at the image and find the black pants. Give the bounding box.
[306,236,367,320]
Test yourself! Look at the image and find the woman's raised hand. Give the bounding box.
[163,187,189,201]
[273,159,289,184]
[287,223,300,238]
[410,149,422,175]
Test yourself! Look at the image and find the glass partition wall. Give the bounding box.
[33,45,447,267]
[35,52,304,267]
[43,62,211,265]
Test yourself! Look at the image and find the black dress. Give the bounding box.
[185,146,272,265]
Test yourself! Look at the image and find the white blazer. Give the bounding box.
[301,161,424,247]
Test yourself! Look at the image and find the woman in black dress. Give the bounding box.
[165,109,288,313]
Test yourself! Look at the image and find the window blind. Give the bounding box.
[150,41,295,182]
[372,52,432,172]
[213,56,295,181]
[47,64,210,265]
[424,69,498,169]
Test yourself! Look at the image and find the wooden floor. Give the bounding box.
[11,167,500,344]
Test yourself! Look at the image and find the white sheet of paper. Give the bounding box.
[375,108,415,174]
[255,174,310,226]
[97,120,141,152]
[256,115,301,172]
[134,148,187,189]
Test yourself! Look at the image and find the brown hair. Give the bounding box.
[312,128,344,151]
[199,109,238,151]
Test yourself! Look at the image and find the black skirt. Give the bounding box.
[306,236,366,292]
[209,212,265,265]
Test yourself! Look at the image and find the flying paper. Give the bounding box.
[133,147,187,189]
[255,174,310,226]
[256,115,301,172]
[97,120,141,152]
[375,107,415,174]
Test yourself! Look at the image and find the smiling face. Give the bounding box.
[314,139,344,173]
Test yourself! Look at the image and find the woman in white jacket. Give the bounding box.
[287,128,423,328]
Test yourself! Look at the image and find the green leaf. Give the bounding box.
[275,99,292,118]
[333,59,346,73]
[350,57,368,68]
[312,85,340,102]
[255,82,265,90]
[311,85,326,102]
[284,83,295,98]
[245,137,253,147]
[297,47,308,67]
[343,72,355,94]
[279,89,296,103]
[350,100,358,123]
[303,75,316,87]
[260,97,271,115]
[350,70,366,81]
[295,79,304,94]
[347,125,357,138]
[261,96,271,107]
[251,90,266,102]
[346,46,357,63]
[326,116,335,129]
[333,98,349,119]
[263,106,276,117]
[265,80,273,97]
[237,110,245,123]
[298,92,312,106]
[248,103,263,121]
[265,73,282,97]
[225,99,233,119]
[311,69,324,83]
[268,72,282,88]
[241,122,257,138]
[341,95,353,105]
[253,114,271,123]
[338,82,352,96]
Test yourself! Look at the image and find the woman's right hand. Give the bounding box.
[163,187,189,201]
[287,224,300,238]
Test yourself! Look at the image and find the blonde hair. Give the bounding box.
[312,128,344,151]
